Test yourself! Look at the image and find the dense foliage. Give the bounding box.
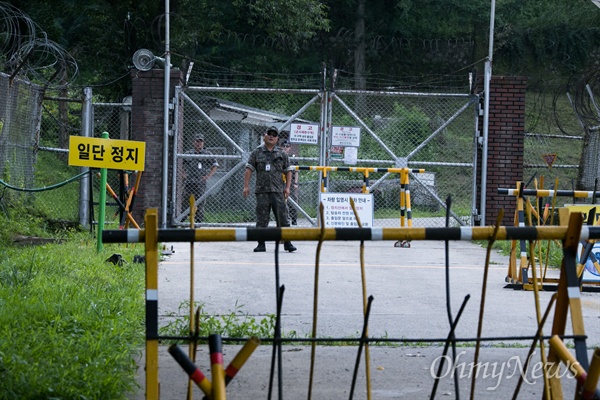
[5,0,600,99]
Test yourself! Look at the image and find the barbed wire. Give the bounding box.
[0,1,78,88]
[181,52,480,92]
[566,67,600,130]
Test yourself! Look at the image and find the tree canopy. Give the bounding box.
[4,0,600,99]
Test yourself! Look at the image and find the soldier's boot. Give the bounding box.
[284,241,297,252]
[253,242,266,252]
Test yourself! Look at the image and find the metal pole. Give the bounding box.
[480,0,495,226]
[79,87,92,228]
[96,131,109,252]
[161,0,171,228]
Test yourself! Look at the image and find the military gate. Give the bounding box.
[170,86,480,228]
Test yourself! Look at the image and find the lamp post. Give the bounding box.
[161,0,171,228]
[480,0,496,226]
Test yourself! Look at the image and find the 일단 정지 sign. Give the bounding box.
[68,136,146,171]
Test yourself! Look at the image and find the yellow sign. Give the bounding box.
[68,136,145,171]
[566,204,600,224]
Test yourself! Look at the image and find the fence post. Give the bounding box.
[79,87,92,228]
[96,131,109,252]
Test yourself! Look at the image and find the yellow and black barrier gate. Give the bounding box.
[294,166,425,230]
[498,183,600,288]
[103,209,600,399]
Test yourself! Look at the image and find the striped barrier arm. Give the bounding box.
[498,188,600,199]
[103,225,600,244]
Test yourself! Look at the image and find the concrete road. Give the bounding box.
[133,237,600,399]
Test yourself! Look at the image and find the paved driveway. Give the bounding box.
[133,236,599,399]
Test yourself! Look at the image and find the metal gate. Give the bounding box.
[170,86,479,228]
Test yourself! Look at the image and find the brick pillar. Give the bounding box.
[477,75,526,227]
[130,68,184,225]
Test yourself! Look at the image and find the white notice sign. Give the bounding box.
[289,123,319,145]
[331,126,361,147]
[320,193,374,228]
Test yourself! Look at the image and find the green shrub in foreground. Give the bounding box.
[0,238,145,399]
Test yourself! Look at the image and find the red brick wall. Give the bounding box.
[477,76,526,226]
[130,68,184,225]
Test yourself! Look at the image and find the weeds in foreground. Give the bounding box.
[478,239,563,269]
[160,301,284,342]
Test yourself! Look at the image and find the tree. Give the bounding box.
[6,0,331,99]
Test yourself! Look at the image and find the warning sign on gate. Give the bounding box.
[289,123,319,145]
[331,126,361,147]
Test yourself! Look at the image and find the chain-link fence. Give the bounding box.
[172,87,324,227]
[0,71,87,225]
[0,72,41,190]
[8,71,598,229]
[37,95,131,228]
[172,86,479,228]
[35,89,84,223]
[329,90,478,227]
[523,133,583,206]
[90,101,134,228]
[0,75,133,228]
[518,75,600,208]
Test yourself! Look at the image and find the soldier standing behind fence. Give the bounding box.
[243,126,297,253]
[281,140,299,225]
[183,133,218,224]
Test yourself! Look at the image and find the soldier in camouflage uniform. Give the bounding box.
[243,126,297,253]
[281,140,298,225]
[183,133,218,224]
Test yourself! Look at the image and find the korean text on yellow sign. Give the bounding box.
[565,204,600,224]
[68,136,146,171]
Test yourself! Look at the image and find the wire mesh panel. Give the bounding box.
[523,133,586,207]
[35,90,84,222]
[330,90,478,227]
[172,87,323,227]
[0,73,42,205]
[0,73,78,221]
[35,97,130,226]
[173,86,478,227]
[91,102,134,227]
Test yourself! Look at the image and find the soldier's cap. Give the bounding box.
[194,134,204,141]
[266,126,279,135]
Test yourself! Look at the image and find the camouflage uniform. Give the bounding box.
[183,148,218,223]
[245,144,293,230]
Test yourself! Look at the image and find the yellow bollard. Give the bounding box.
[209,334,226,400]
[582,348,600,400]
[224,337,260,384]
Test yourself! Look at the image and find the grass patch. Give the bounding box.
[0,234,145,399]
[160,301,283,342]
[479,238,563,270]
